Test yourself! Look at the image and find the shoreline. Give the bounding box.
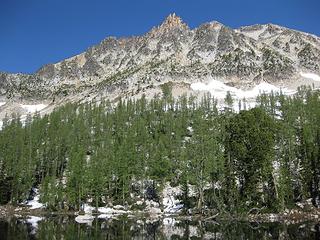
[1,204,320,224]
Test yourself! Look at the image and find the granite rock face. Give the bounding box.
[1,14,320,103]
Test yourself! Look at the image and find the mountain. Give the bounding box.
[0,13,320,117]
[2,14,320,219]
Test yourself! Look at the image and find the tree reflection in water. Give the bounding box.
[0,216,320,240]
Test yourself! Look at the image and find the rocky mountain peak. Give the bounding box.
[0,16,319,110]
[162,13,184,26]
[149,13,189,35]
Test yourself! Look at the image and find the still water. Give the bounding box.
[0,215,319,240]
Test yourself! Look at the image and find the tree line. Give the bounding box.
[0,86,319,214]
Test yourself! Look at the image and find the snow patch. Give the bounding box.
[75,214,95,224]
[97,214,111,219]
[83,204,94,214]
[163,217,176,225]
[98,207,113,214]
[162,183,184,214]
[240,25,267,40]
[20,104,47,113]
[26,188,44,210]
[0,102,6,107]
[113,205,125,210]
[300,72,320,82]
[191,79,295,100]
[97,206,128,215]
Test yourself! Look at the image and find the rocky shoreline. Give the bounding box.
[247,209,320,224]
[1,204,320,224]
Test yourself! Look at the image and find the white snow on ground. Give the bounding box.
[300,72,320,82]
[162,183,184,214]
[20,104,47,113]
[75,214,95,224]
[113,205,126,210]
[97,206,128,218]
[74,205,130,221]
[26,216,43,234]
[240,25,267,40]
[98,214,111,219]
[98,207,113,214]
[26,188,44,209]
[0,102,6,107]
[191,78,295,100]
[163,217,176,225]
[83,204,94,214]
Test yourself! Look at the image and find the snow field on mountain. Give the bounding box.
[190,78,296,102]
[238,25,267,40]
[300,72,320,82]
[20,104,48,113]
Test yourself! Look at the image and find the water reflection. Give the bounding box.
[0,216,319,239]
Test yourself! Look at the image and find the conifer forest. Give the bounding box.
[0,86,320,215]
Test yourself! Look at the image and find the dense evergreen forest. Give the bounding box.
[0,86,319,215]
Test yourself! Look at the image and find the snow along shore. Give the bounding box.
[26,188,44,210]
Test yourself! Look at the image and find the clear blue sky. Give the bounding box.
[1,0,319,74]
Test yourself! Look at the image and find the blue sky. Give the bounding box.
[1,0,319,73]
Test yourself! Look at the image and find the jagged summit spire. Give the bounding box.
[149,13,189,36]
[161,13,186,28]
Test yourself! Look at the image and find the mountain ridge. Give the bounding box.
[2,14,319,75]
[0,14,319,116]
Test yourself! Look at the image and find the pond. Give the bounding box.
[0,215,319,239]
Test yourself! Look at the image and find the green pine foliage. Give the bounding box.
[0,87,320,214]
